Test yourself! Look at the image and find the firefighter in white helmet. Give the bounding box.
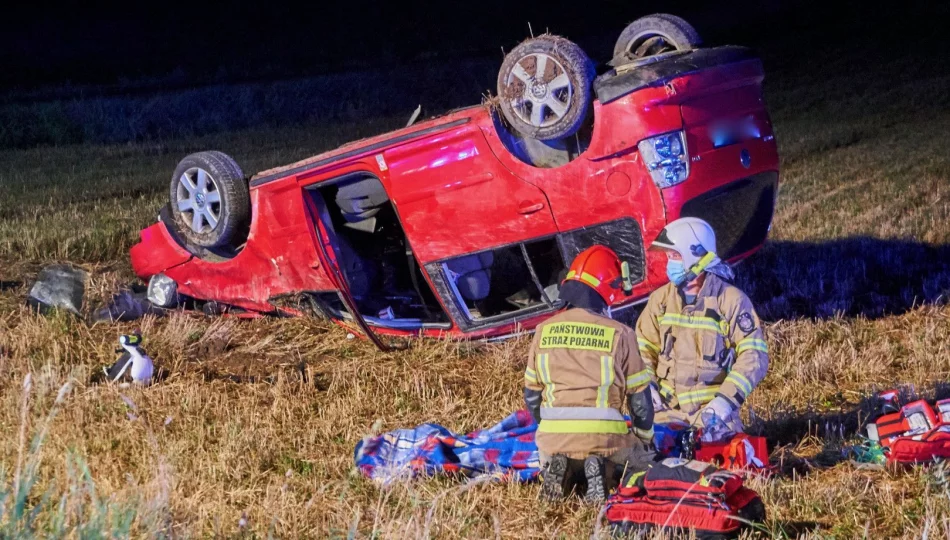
[635,217,769,442]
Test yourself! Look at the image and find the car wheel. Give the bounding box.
[497,35,595,141]
[169,151,250,249]
[613,14,702,61]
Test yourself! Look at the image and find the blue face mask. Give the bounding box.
[666,259,688,286]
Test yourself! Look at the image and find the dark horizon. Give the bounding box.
[2,0,945,94]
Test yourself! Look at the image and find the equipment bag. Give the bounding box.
[655,424,770,472]
[885,427,950,463]
[618,458,743,501]
[696,434,768,471]
[606,458,764,539]
[867,398,950,464]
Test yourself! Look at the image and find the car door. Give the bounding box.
[299,188,399,350]
[380,122,558,265]
[479,103,673,296]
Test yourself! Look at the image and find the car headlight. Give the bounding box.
[147,273,179,308]
[638,131,690,188]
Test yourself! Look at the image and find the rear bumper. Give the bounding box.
[678,172,778,260]
[595,46,759,104]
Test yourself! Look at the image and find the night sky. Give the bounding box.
[1,0,944,92]
[0,1,783,90]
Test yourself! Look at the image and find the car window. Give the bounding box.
[431,237,565,328]
[523,237,568,303]
[557,218,646,284]
[427,221,644,331]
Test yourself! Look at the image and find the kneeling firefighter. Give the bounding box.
[635,217,769,442]
[524,245,656,503]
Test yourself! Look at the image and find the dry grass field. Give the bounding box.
[2,12,950,538]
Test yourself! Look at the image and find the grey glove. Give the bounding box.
[701,396,735,427]
[700,396,735,442]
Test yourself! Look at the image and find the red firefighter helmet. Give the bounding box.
[562,245,633,304]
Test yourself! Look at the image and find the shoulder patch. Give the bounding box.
[737,312,755,334]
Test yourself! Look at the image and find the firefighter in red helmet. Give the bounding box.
[524,245,656,503]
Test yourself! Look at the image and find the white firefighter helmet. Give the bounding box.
[650,217,719,269]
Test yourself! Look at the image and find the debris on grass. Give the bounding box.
[26,264,87,317]
[91,288,170,323]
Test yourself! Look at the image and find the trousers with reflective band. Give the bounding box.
[538,322,616,352]
[537,419,630,434]
[540,406,625,421]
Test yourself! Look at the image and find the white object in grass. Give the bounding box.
[104,334,154,385]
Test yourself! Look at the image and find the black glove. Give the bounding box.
[627,388,656,448]
[627,388,655,429]
[523,387,542,424]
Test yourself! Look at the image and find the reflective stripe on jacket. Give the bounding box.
[635,274,769,416]
[525,308,652,458]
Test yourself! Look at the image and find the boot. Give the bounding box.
[583,455,607,504]
[540,454,569,501]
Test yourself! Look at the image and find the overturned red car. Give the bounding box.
[130,14,780,348]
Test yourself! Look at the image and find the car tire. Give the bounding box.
[497,35,595,141]
[169,151,250,249]
[613,14,702,61]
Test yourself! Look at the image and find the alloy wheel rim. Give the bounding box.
[176,167,222,233]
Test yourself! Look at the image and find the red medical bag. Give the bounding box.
[696,434,769,471]
[868,398,950,464]
[605,458,765,539]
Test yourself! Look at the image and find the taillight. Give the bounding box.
[638,131,690,188]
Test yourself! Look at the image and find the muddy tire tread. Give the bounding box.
[168,150,250,250]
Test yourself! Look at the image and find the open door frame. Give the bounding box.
[303,189,399,351]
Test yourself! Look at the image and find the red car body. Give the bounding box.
[130,46,779,347]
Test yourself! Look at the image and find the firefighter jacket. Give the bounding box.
[525,308,654,459]
[635,274,769,416]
